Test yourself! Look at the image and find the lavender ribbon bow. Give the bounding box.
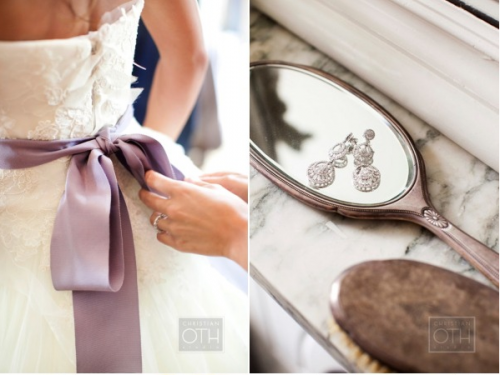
[0,107,182,372]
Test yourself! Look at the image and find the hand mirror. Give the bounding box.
[250,61,498,287]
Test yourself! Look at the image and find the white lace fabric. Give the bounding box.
[0,1,248,372]
[0,0,141,141]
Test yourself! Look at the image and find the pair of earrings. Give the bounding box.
[307,129,381,192]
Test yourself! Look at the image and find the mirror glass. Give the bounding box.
[250,63,417,206]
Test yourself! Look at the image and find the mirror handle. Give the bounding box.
[420,216,499,288]
[403,154,498,288]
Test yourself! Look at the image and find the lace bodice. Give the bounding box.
[0,0,147,268]
[0,0,143,141]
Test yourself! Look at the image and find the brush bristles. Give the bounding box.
[327,318,393,373]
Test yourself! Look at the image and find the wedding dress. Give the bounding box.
[0,0,248,372]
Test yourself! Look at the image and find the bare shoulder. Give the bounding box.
[0,0,129,41]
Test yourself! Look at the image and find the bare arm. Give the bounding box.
[141,0,208,140]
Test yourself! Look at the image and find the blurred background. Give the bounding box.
[197,0,249,175]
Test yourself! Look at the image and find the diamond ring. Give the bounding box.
[153,213,168,233]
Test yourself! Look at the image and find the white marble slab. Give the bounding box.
[249,8,499,372]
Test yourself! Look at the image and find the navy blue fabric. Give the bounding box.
[132,19,196,150]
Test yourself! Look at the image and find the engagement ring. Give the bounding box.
[153,213,168,233]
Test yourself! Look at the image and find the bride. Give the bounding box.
[0,0,248,372]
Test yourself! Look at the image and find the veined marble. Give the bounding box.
[249,8,499,372]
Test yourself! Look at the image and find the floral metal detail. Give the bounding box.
[423,209,448,228]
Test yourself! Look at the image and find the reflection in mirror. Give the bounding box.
[250,67,312,162]
[250,64,416,206]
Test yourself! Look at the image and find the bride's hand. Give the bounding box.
[139,171,248,271]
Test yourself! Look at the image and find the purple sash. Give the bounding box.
[0,107,182,372]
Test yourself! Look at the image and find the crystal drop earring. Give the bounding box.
[307,133,357,189]
[352,129,381,192]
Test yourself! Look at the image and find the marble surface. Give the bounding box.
[249,8,499,372]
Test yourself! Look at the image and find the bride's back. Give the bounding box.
[0,0,128,41]
[0,0,144,141]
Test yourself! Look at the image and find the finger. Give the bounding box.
[198,175,227,182]
[149,211,167,226]
[200,171,246,178]
[184,177,215,188]
[157,232,193,253]
[145,170,184,197]
[154,214,173,233]
[157,231,177,248]
[156,230,190,252]
[200,174,247,185]
[149,212,175,239]
[139,188,171,212]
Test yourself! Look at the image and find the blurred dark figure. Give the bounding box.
[133,19,196,150]
[250,67,311,162]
